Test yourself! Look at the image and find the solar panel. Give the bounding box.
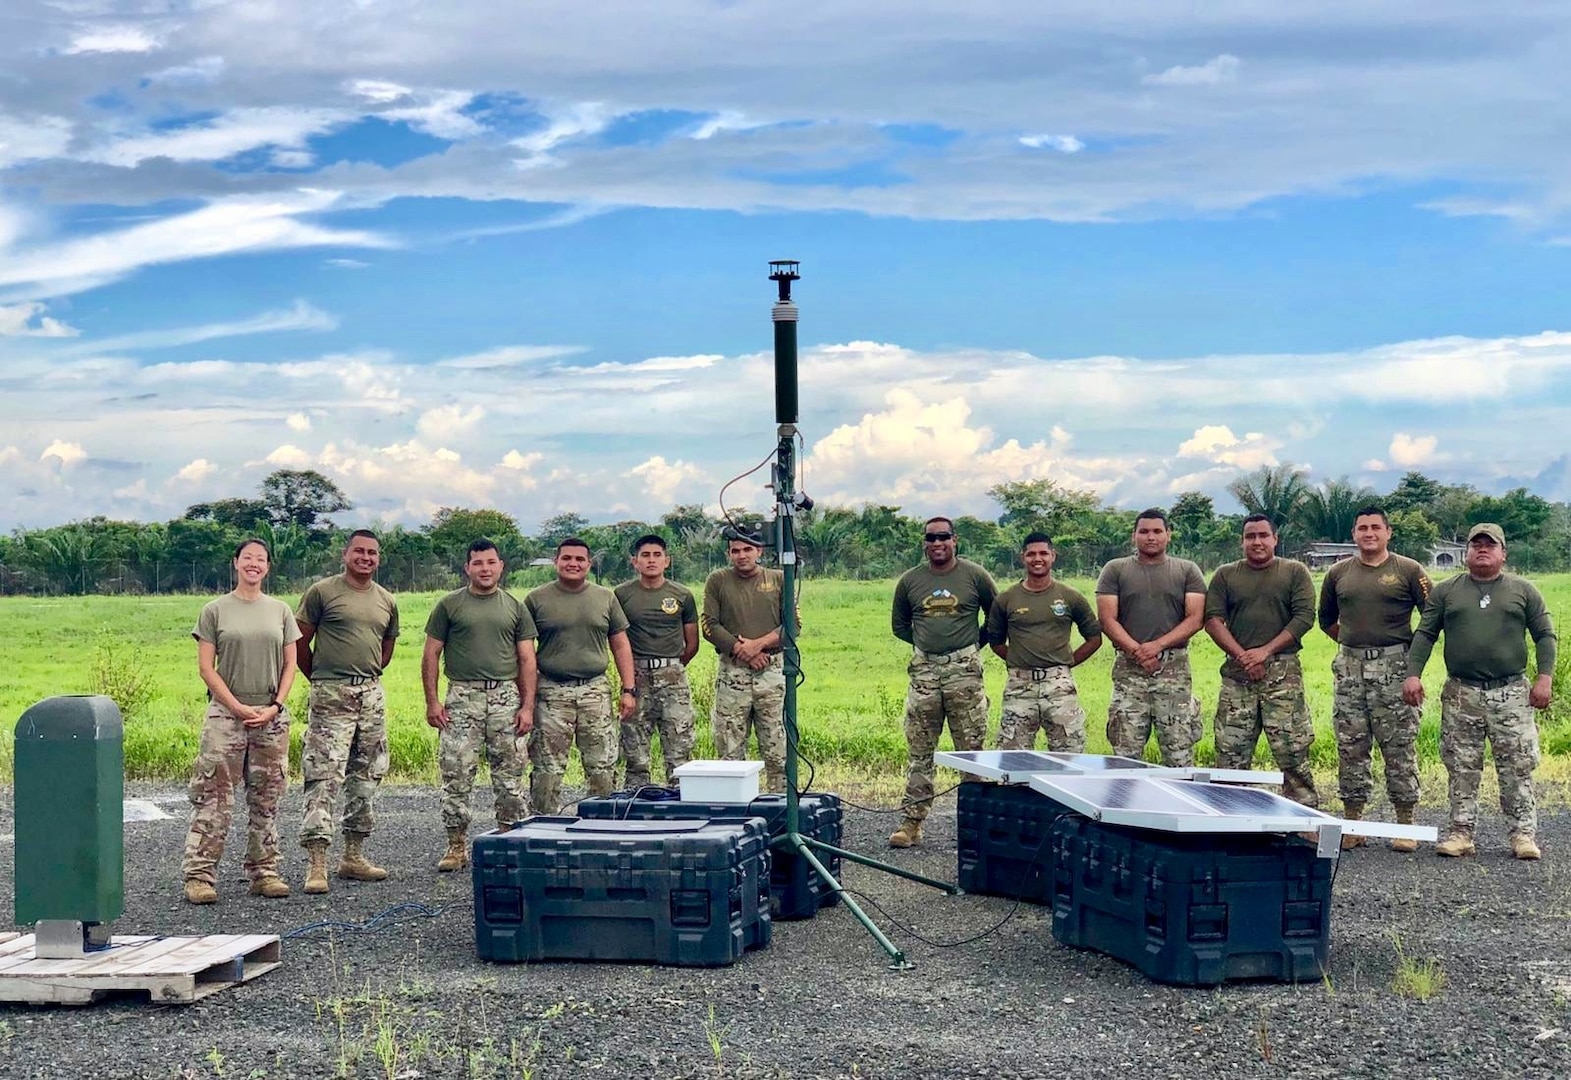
[933,749,1284,787]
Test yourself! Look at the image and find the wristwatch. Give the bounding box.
[271,699,285,711]
[621,688,639,699]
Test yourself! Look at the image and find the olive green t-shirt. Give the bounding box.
[1317,554,1432,648]
[1406,572,1558,683]
[193,593,301,706]
[525,581,629,681]
[1095,555,1206,644]
[1204,559,1315,679]
[614,579,697,659]
[297,574,400,680]
[701,568,785,656]
[986,580,1101,669]
[892,558,998,655]
[424,587,537,682]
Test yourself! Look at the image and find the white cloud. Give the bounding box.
[174,458,216,483]
[40,440,87,467]
[1389,432,1439,467]
[500,450,543,471]
[1364,458,1388,471]
[263,444,314,468]
[0,192,389,298]
[142,56,226,86]
[324,258,370,269]
[0,113,73,168]
[690,112,772,140]
[416,403,486,439]
[64,26,161,55]
[1143,54,1241,87]
[286,413,312,432]
[513,103,612,166]
[1019,134,1084,153]
[436,345,588,369]
[625,455,705,504]
[271,149,315,169]
[58,300,334,355]
[0,302,78,337]
[1176,425,1282,470]
[82,108,349,168]
[0,446,21,466]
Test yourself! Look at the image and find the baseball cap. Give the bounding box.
[722,525,764,547]
[1466,522,1505,545]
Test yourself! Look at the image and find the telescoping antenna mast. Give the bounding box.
[766,260,957,970]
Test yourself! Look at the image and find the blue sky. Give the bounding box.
[3,1,1571,531]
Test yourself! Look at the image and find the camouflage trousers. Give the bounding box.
[1214,655,1319,807]
[902,646,988,823]
[621,662,695,790]
[998,667,1085,753]
[440,681,528,831]
[182,702,290,885]
[1106,650,1202,766]
[530,676,618,816]
[300,680,388,846]
[711,656,787,793]
[1440,677,1539,838]
[1331,645,1421,808]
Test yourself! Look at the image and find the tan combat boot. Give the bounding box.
[1388,804,1419,853]
[249,873,291,899]
[1434,830,1476,858]
[1340,802,1367,850]
[436,827,469,872]
[888,818,923,848]
[339,833,389,881]
[183,879,217,905]
[304,840,331,895]
[1510,834,1542,861]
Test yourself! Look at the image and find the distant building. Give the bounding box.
[1429,540,1466,569]
[1301,542,1357,570]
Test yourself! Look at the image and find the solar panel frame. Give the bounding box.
[933,750,1284,787]
[1026,775,1336,834]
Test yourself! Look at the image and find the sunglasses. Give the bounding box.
[923,532,955,543]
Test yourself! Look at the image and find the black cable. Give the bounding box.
[282,899,467,941]
[716,448,777,537]
[829,781,966,816]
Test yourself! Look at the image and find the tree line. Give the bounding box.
[3,466,1568,597]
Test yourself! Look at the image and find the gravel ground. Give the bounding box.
[1,784,1569,1080]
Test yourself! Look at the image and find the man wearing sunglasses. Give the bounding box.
[889,517,998,848]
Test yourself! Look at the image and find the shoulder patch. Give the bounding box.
[660,596,680,614]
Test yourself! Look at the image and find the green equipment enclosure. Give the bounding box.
[13,695,125,927]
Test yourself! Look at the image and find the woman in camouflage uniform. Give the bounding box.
[181,538,301,904]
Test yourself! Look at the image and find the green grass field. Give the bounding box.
[3,575,1569,794]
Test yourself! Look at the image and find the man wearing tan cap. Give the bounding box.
[1403,523,1556,860]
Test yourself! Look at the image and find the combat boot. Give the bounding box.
[888,818,923,848]
[436,827,469,872]
[304,841,330,894]
[249,873,291,899]
[1340,802,1367,850]
[1510,834,1542,861]
[339,833,389,881]
[183,879,217,905]
[1389,804,1419,853]
[1434,830,1476,858]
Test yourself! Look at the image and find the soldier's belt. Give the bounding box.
[1338,643,1408,661]
[541,675,604,688]
[636,657,681,670]
[719,652,781,667]
[1452,673,1525,692]
[317,674,379,686]
[914,644,979,664]
[1010,665,1068,682]
[452,679,509,690]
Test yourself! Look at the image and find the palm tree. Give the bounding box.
[1297,478,1377,542]
[1226,464,1311,541]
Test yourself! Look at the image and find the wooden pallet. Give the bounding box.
[0,932,281,1004]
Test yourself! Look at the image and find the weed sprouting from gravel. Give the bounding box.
[1390,935,1447,1001]
[705,1003,731,1068]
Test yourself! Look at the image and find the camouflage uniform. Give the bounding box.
[998,667,1085,752]
[621,662,695,790]
[1106,651,1202,766]
[1213,654,1319,806]
[182,703,291,886]
[1331,645,1421,807]
[300,680,389,845]
[902,647,989,822]
[712,655,787,792]
[1440,677,1540,838]
[530,677,618,815]
[440,681,528,830]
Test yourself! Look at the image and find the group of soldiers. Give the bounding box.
[182,526,793,899]
[890,508,1556,860]
[182,503,1557,904]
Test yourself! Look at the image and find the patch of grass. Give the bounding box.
[1390,935,1447,1001]
[4,573,1571,787]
